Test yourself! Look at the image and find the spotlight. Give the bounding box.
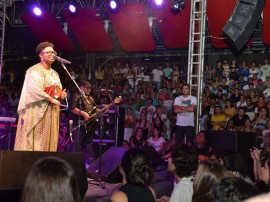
[171,2,180,13]
[108,0,119,12]
[68,1,79,15]
[154,0,164,7]
[171,0,185,14]
[32,6,42,16]
[69,4,76,13]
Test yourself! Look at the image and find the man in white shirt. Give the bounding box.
[157,145,198,202]
[174,84,197,146]
[152,64,164,91]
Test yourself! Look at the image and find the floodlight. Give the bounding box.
[171,0,185,14]
[154,0,164,7]
[32,6,42,16]
[69,4,77,13]
[109,0,118,10]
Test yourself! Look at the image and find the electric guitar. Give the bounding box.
[73,97,122,131]
[89,96,122,119]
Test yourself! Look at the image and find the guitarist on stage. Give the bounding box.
[69,80,100,167]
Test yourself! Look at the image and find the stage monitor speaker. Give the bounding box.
[222,0,265,50]
[0,151,88,202]
[87,146,127,183]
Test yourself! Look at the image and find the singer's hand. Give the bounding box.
[51,98,60,107]
[60,89,67,100]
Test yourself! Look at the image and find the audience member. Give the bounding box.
[129,127,147,148]
[192,161,227,202]
[210,105,227,130]
[210,177,260,202]
[231,107,250,131]
[157,144,198,202]
[111,148,156,202]
[21,156,81,202]
[174,84,197,145]
[220,151,252,183]
[147,127,165,154]
[192,131,212,160]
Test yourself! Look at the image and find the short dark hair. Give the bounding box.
[210,177,261,202]
[171,144,198,177]
[182,84,190,89]
[21,156,81,202]
[121,148,153,186]
[36,41,54,56]
[238,107,246,112]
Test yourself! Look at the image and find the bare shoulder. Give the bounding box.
[111,191,128,202]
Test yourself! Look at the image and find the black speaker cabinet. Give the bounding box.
[222,0,265,50]
[0,151,88,202]
[93,107,125,157]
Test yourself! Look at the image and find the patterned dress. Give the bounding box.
[14,63,62,151]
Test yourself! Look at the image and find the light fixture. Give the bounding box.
[32,5,42,16]
[171,0,185,14]
[153,0,164,8]
[108,0,119,12]
[68,1,79,15]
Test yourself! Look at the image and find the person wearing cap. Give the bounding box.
[69,80,99,166]
[14,41,67,152]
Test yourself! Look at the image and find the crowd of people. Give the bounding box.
[1,55,270,152]
[1,51,270,201]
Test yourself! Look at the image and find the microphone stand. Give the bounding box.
[108,92,119,147]
[96,112,106,189]
[61,63,91,106]
[61,63,107,189]
[61,63,92,153]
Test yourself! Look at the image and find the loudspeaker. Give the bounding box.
[206,131,257,152]
[0,151,88,202]
[93,107,125,157]
[142,146,163,168]
[94,110,116,141]
[222,0,265,50]
[87,146,127,183]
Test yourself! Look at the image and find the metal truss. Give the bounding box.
[187,0,206,132]
[0,0,15,85]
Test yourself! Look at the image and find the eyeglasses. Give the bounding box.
[42,51,57,55]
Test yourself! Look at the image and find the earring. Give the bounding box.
[41,58,44,63]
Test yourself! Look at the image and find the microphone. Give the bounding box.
[100,89,112,92]
[54,55,71,64]
[69,120,74,142]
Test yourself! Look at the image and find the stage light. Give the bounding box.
[69,4,77,13]
[171,0,185,14]
[171,2,180,13]
[154,0,164,7]
[67,1,79,15]
[32,6,42,16]
[109,0,118,10]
